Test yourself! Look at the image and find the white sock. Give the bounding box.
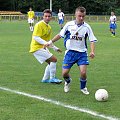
[42,65,50,80]
[49,62,56,79]
[31,26,34,31]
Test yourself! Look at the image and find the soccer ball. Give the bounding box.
[95,89,108,102]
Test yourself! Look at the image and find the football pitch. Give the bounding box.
[0,21,120,120]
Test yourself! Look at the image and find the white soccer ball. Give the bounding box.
[95,89,108,102]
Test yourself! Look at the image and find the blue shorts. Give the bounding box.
[110,23,117,29]
[62,50,89,69]
[59,19,64,24]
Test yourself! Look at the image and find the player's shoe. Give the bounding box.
[64,81,70,93]
[111,34,115,37]
[49,78,62,84]
[41,79,50,83]
[41,78,62,84]
[81,87,89,95]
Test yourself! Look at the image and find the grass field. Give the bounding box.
[0,20,120,120]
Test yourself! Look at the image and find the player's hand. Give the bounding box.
[56,48,62,53]
[44,40,53,48]
[89,52,95,59]
[44,43,49,48]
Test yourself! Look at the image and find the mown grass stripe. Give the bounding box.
[0,86,119,120]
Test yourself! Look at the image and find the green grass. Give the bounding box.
[0,21,120,120]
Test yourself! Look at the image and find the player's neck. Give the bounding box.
[75,20,84,25]
[43,20,49,24]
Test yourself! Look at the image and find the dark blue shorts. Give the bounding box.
[62,50,89,69]
[110,23,117,29]
[59,19,64,24]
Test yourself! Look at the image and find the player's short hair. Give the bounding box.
[75,6,86,13]
[43,9,52,16]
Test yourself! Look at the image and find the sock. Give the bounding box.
[31,26,34,31]
[113,32,115,36]
[29,26,31,31]
[42,65,50,80]
[80,78,87,89]
[112,32,114,35]
[49,62,56,79]
[64,77,71,84]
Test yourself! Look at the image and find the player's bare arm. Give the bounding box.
[44,34,61,48]
[51,45,62,53]
[89,42,95,59]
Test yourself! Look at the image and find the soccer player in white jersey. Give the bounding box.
[28,7,35,31]
[109,11,117,37]
[58,9,64,29]
[45,6,97,94]
[29,9,62,84]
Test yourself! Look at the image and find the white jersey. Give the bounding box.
[59,20,97,52]
[109,15,116,24]
[58,12,64,20]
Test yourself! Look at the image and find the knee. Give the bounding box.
[53,58,57,62]
[51,57,57,62]
[62,71,69,78]
[81,70,86,78]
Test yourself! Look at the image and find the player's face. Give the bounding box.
[43,13,52,24]
[75,11,86,24]
[59,9,61,12]
[29,8,32,11]
[111,12,114,16]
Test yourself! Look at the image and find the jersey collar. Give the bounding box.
[74,20,84,27]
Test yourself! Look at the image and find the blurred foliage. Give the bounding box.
[0,0,119,15]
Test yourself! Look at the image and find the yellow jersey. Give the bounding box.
[28,11,35,19]
[29,20,52,53]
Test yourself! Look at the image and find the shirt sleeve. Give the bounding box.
[33,36,47,44]
[59,23,68,38]
[87,25,97,42]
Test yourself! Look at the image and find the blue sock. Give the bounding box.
[64,77,71,84]
[80,78,87,89]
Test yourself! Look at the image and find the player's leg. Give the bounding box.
[61,19,64,29]
[110,24,116,37]
[109,23,114,36]
[77,52,89,94]
[112,24,117,37]
[62,68,71,92]
[33,48,61,83]
[29,23,32,31]
[79,65,89,95]
[62,50,74,92]
[59,19,63,29]
[33,49,51,82]
[46,55,57,79]
[28,18,31,31]
[113,29,115,36]
[60,23,63,29]
[45,55,62,84]
[31,19,34,31]
[111,29,115,37]
[31,23,33,31]
[79,65,87,88]
[42,64,50,82]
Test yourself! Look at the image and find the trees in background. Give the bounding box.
[0,0,119,15]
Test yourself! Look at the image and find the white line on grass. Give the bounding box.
[0,86,119,120]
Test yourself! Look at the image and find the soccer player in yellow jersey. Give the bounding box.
[29,9,62,84]
[28,7,35,31]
